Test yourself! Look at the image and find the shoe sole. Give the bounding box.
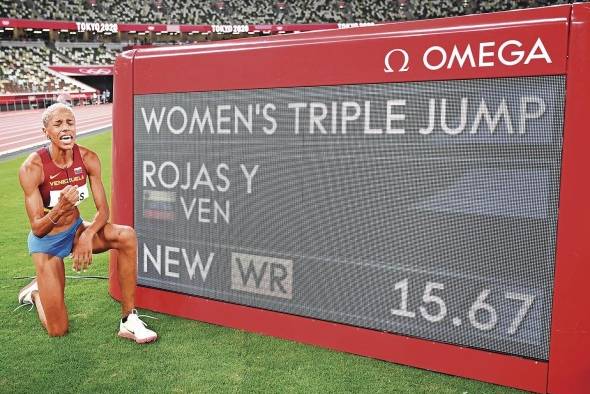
[118,330,158,344]
[18,280,37,304]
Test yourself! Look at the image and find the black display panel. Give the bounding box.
[134,76,565,360]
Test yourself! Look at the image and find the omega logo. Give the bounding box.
[384,48,410,73]
[384,37,552,74]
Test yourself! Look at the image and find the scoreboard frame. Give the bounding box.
[110,4,590,393]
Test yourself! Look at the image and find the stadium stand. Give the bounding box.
[0,0,35,20]
[0,0,580,25]
[0,42,82,94]
[54,43,117,65]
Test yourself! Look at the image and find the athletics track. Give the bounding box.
[0,104,112,158]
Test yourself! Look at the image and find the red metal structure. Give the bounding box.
[110,5,590,393]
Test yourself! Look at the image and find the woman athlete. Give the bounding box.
[17,103,157,343]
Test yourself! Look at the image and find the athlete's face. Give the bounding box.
[43,108,76,150]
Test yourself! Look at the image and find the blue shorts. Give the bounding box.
[28,217,84,258]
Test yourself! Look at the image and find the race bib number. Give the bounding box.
[48,182,90,208]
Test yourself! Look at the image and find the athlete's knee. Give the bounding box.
[46,321,68,337]
[118,226,137,249]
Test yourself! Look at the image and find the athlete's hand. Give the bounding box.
[72,230,94,272]
[58,185,79,211]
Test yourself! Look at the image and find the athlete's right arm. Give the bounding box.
[18,154,78,237]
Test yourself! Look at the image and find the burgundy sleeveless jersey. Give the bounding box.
[37,144,90,209]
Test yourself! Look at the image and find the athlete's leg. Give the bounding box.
[74,222,156,343]
[31,253,68,336]
[75,222,137,316]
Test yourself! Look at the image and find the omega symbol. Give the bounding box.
[384,48,410,73]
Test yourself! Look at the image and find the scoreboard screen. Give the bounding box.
[111,4,590,392]
[134,76,564,360]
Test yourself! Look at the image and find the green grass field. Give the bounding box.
[0,132,523,393]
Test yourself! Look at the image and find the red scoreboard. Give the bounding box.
[110,4,590,393]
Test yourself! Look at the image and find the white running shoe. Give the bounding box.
[118,309,158,344]
[18,279,38,305]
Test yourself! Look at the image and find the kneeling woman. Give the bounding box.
[17,103,157,343]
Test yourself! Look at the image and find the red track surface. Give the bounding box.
[0,104,112,157]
